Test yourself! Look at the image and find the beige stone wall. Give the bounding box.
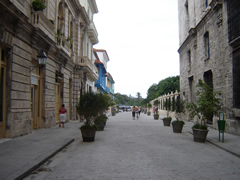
[7,38,32,137]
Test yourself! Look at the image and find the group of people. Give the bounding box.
[132,106,141,120]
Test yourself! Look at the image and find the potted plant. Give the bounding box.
[162,97,172,126]
[94,114,108,131]
[76,92,113,142]
[153,100,160,120]
[111,107,116,116]
[162,117,172,126]
[32,0,46,11]
[76,92,98,142]
[172,96,185,133]
[147,103,152,116]
[187,79,221,142]
[94,93,113,130]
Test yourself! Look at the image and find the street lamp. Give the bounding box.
[37,50,47,65]
[30,50,47,72]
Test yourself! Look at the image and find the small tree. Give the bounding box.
[76,92,113,128]
[153,100,160,114]
[164,98,172,117]
[187,79,221,129]
[175,96,185,121]
[147,103,152,112]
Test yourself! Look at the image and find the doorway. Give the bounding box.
[30,62,42,129]
[0,47,7,138]
[31,84,41,129]
[204,70,213,124]
[55,72,63,123]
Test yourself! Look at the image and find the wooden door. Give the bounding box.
[0,47,6,138]
[69,79,72,120]
[31,84,41,129]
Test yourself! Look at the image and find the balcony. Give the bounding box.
[87,22,99,45]
[56,36,71,56]
[32,11,55,41]
[79,56,98,81]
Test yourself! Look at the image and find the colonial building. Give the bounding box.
[106,72,115,98]
[93,48,114,94]
[178,0,240,134]
[0,0,99,138]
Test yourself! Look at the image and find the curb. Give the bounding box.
[188,131,240,158]
[15,139,75,180]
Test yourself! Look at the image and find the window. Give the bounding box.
[188,76,194,102]
[185,0,189,30]
[188,50,191,70]
[233,49,240,108]
[204,32,210,59]
[205,0,208,8]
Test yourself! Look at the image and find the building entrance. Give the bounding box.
[0,47,7,138]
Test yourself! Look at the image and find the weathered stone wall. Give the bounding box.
[178,0,240,135]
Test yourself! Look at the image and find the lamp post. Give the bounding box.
[30,50,47,72]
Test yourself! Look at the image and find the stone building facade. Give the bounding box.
[178,0,240,135]
[0,0,99,138]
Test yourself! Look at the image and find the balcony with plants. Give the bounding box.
[31,0,55,41]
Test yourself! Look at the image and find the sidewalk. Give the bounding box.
[0,121,81,180]
[159,114,240,158]
[0,113,239,180]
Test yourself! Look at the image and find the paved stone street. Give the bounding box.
[24,112,240,180]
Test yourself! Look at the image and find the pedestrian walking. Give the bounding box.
[59,104,67,128]
[138,106,141,116]
[132,106,136,120]
[153,107,155,114]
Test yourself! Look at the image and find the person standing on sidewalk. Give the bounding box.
[59,104,67,128]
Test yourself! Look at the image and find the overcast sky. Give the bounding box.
[94,0,180,98]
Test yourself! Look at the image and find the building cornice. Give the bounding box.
[178,0,223,54]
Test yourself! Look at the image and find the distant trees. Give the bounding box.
[147,76,179,102]
[114,92,143,106]
[114,76,180,106]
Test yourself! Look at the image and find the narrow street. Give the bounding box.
[25,112,240,180]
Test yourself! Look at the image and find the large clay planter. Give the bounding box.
[154,114,159,120]
[147,112,151,116]
[172,123,184,133]
[162,118,172,126]
[80,128,96,142]
[192,128,209,142]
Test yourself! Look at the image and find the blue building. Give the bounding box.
[93,49,114,95]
